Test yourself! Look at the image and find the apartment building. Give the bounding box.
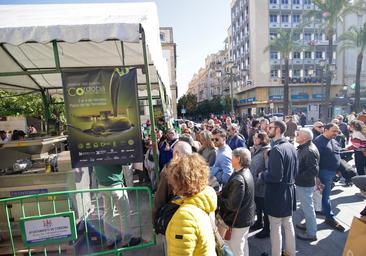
[230,0,343,120]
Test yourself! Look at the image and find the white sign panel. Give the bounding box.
[25,216,72,243]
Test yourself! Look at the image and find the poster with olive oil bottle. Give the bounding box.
[62,68,143,168]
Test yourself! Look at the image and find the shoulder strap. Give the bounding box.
[231,171,246,227]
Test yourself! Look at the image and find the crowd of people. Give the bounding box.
[146,110,366,256]
[0,125,38,144]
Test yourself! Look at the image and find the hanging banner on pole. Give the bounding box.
[62,68,143,168]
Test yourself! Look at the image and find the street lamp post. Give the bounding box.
[227,62,238,116]
[217,61,238,116]
[319,59,326,121]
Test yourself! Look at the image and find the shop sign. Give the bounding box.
[312,94,323,99]
[20,211,77,247]
[239,97,256,104]
[284,77,322,84]
[269,95,283,101]
[291,94,309,100]
[62,68,143,168]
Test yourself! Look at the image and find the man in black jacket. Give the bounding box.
[295,128,320,241]
[261,120,297,256]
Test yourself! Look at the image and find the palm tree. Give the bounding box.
[304,0,364,121]
[264,29,303,116]
[338,22,366,113]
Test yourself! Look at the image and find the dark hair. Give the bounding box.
[350,120,366,135]
[271,120,287,134]
[255,131,270,146]
[324,123,337,131]
[212,127,227,138]
[251,120,260,128]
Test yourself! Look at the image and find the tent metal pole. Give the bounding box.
[141,26,160,183]
[0,65,150,77]
[52,41,61,72]
[120,41,126,66]
[41,89,51,133]
[0,82,41,91]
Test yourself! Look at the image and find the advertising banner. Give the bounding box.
[62,68,143,167]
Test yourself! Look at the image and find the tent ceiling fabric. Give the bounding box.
[0,2,171,99]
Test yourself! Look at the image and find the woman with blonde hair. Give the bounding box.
[166,153,217,256]
[198,130,216,166]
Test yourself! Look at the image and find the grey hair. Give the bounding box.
[298,128,313,141]
[232,148,251,168]
[230,123,238,131]
[173,141,192,156]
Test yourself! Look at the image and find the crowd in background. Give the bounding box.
[144,110,366,256]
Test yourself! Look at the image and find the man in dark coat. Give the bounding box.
[260,120,297,256]
[295,128,320,241]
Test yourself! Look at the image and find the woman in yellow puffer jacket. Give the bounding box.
[166,153,217,256]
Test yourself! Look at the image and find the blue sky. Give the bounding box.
[0,0,231,98]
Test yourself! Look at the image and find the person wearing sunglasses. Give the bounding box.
[259,120,297,256]
[210,128,234,187]
[312,121,324,140]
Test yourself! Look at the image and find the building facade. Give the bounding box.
[336,11,366,114]
[160,27,178,118]
[230,0,343,120]
[187,46,231,103]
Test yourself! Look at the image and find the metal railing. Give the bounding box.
[0,186,156,255]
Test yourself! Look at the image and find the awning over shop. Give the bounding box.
[0,2,171,102]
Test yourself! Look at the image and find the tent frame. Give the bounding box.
[0,24,165,180]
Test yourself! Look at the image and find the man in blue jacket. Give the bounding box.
[313,123,345,232]
[260,120,297,256]
[210,128,233,187]
[226,124,247,150]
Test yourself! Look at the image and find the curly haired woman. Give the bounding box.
[166,153,217,256]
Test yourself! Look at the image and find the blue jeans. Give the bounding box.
[296,186,317,236]
[318,169,336,220]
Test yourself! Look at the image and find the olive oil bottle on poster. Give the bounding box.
[62,68,143,168]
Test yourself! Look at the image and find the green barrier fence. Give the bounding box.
[0,186,156,255]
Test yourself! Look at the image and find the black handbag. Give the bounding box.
[154,200,180,235]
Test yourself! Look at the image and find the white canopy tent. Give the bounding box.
[0,2,169,177]
[0,2,171,105]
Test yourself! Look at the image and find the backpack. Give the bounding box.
[154,199,180,235]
